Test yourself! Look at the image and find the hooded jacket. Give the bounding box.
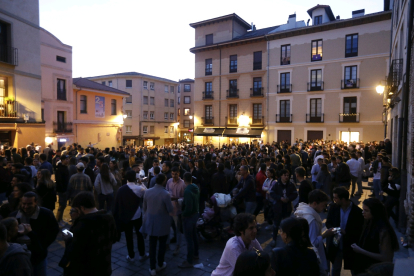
[182,183,200,217]
[0,243,32,276]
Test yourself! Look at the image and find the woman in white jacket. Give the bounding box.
[94,163,117,212]
[262,168,277,229]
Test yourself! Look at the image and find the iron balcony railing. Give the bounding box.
[388,59,403,92]
[341,78,360,89]
[202,91,214,100]
[0,45,18,66]
[253,61,262,70]
[276,114,292,123]
[53,122,73,133]
[281,57,290,65]
[205,67,212,76]
[225,116,238,126]
[57,89,67,101]
[277,84,292,93]
[339,113,360,123]
[250,87,264,97]
[307,81,324,91]
[306,113,324,123]
[252,116,264,125]
[0,97,17,118]
[226,89,239,98]
[229,65,237,73]
[201,117,214,125]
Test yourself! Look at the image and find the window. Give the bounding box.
[344,66,358,88]
[150,111,154,119]
[310,69,322,90]
[184,84,191,92]
[150,97,154,105]
[170,126,174,133]
[170,113,174,119]
[57,79,66,100]
[56,56,66,63]
[126,110,132,118]
[102,81,106,85]
[280,100,290,122]
[281,45,291,65]
[253,51,262,70]
[310,98,322,121]
[345,34,358,57]
[184,120,190,128]
[205,82,212,92]
[228,80,238,97]
[205,106,213,124]
[178,85,181,93]
[126,126,132,133]
[108,81,112,87]
[229,104,237,124]
[80,95,87,113]
[170,100,174,107]
[143,81,148,89]
[184,96,191,104]
[111,99,117,115]
[184,108,190,115]
[205,59,212,75]
[143,111,148,119]
[178,108,181,116]
[165,85,169,93]
[143,126,148,134]
[253,77,262,94]
[164,126,168,133]
[126,80,132,88]
[230,55,237,73]
[253,104,262,123]
[280,73,291,92]
[150,126,154,134]
[165,99,168,107]
[170,86,174,93]
[311,40,323,61]
[57,111,65,131]
[164,112,168,119]
[150,82,154,90]
[343,97,357,116]
[143,96,148,105]
[178,96,180,104]
[206,34,213,45]
[126,95,132,103]
[314,15,322,25]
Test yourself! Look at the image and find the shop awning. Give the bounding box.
[222,128,263,138]
[193,128,225,136]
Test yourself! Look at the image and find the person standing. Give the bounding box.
[233,165,256,214]
[369,154,383,199]
[141,174,174,276]
[94,163,117,212]
[67,163,93,202]
[336,156,351,189]
[356,151,365,197]
[177,172,200,268]
[310,158,322,188]
[55,155,70,227]
[296,166,313,205]
[346,153,361,197]
[38,154,53,175]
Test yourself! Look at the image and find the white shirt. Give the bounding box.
[357,157,365,174]
[346,158,361,177]
[369,162,382,180]
[126,181,146,220]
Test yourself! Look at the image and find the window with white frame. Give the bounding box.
[143,111,148,119]
[150,111,154,119]
[184,96,190,104]
[170,113,174,120]
[164,126,168,133]
[170,100,174,107]
[126,125,132,133]
[170,86,174,93]
[143,81,148,89]
[143,96,148,105]
[126,110,132,118]
[164,112,168,119]
[184,120,190,128]
[165,85,169,93]
[170,126,174,133]
[150,82,154,90]
[143,126,148,133]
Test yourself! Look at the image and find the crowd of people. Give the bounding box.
[0,138,401,276]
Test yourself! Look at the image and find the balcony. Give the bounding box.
[277,84,292,93]
[0,97,18,118]
[250,87,264,97]
[229,65,237,73]
[205,68,212,76]
[276,114,292,123]
[53,122,73,133]
[388,59,403,92]
[253,62,262,70]
[0,45,18,66]
[307,81,324,91]
[341,79,360,89]
[281,57,290,65]
[201,117,214,125]
[339,113,360,123]
[226,89,239,99]
[251,116,264,125]
[306,113,324,123]
[202,91,214,100]
[225,116,238,126]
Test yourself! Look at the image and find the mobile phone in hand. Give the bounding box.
[62,229,73,237]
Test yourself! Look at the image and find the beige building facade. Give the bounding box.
[88,73,178,146]
[177,78,194,143]
[190,6,391,147]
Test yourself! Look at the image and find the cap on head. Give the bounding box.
[76,162,85,169]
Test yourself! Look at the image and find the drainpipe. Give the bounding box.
[219,47,222,148]
[75,87,81,144]
[266,36,270,144]
[398,0,413,230]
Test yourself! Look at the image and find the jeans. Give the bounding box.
[56,192,67,222]
[125,217,145,258]
[373,179,382,200]
[33,258,47,276]
[149,235,168,270]
[98,193,114,212]
[331,249,343,276]
[350,175,358,195]
[245,201,257,215]
[183,213,199,264]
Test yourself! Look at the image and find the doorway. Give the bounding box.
[277,130,291,144]
[307,131,323,141]
[341,131,359,144]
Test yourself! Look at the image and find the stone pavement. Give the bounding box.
[45,179,410,276]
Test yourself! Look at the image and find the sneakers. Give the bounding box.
[149,268,156,276]
[126,255,134,262]
[139,253,149,262]
[173,246,180,256]
[178,260,193,268]
[156,262,167,272]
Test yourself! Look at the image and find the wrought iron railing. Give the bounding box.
[339,113,360,123]
[202,91,214,100]
[307,81,324,91]
[387,59,403,92]
[276,114,292,123]
[0,97,17,117]
[341,78,360,89]
[306,113,324,123]
[0,45,18,65]
[226,89,239,98]
[250,87,264,97]
[201,117,214,125]
[53,122,73,133]
[252,116,264,125]
[277,84,292,93]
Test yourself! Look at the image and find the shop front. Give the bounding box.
[222,127,263,145]
[193,127,225,147]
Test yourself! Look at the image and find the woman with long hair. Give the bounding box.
[234,250,275,276]
[351,198,399,274]
[271,217,319,275]
[94,163,117,212]
[109,160,122,198]
[36,169,57,211]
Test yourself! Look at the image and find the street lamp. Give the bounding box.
[189,115,193,119]
[123,114,127,119]
[376,84,385,94]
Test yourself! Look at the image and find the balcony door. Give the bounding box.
[205,106,212,124]
[229,105,237,124]
[57,111,65,131]
[343,97,357,122]
[310,98,322,122]
[280,100,290,122]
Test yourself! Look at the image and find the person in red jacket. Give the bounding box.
[254,163,267,217]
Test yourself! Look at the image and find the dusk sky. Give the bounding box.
[39,0,384,82]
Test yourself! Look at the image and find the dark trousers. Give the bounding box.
[98,193,114,212]
[350,175,358,195]
[263,200,273,224]
[56,192,67,222]
[273,212,290,240]
[291,165,298,183]
[125,217,145,258]
[254,194,264,217]
[385,196,399,225]
[183,213,199,264]
[149,235,168,270]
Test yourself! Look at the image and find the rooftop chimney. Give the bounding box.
[336,15,340,19]
[287,14,296,28]
[352,9,365,18]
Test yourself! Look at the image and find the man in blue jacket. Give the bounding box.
[233,165,256,214]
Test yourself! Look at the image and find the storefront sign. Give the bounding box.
[236,128,250,135]
[59,138,67,142]
[203,128,215,133]
[95,96,105,118]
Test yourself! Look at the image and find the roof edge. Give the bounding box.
[190,13,251,30]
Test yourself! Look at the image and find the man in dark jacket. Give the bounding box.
[326,187,364,276]
[269,168,298,247]
[38,154,53,175]
[233,165,256,214]
[10,192,59,275]
[80,157,96,184]
[67,191,117,276]
[211,163,229,195]
[0,223,32,276]
[335,156,351,188]
[55,155,70,226]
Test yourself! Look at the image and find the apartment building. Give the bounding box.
[88,72,178,146]
[0,0,45,148]
[177,78,194,143]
